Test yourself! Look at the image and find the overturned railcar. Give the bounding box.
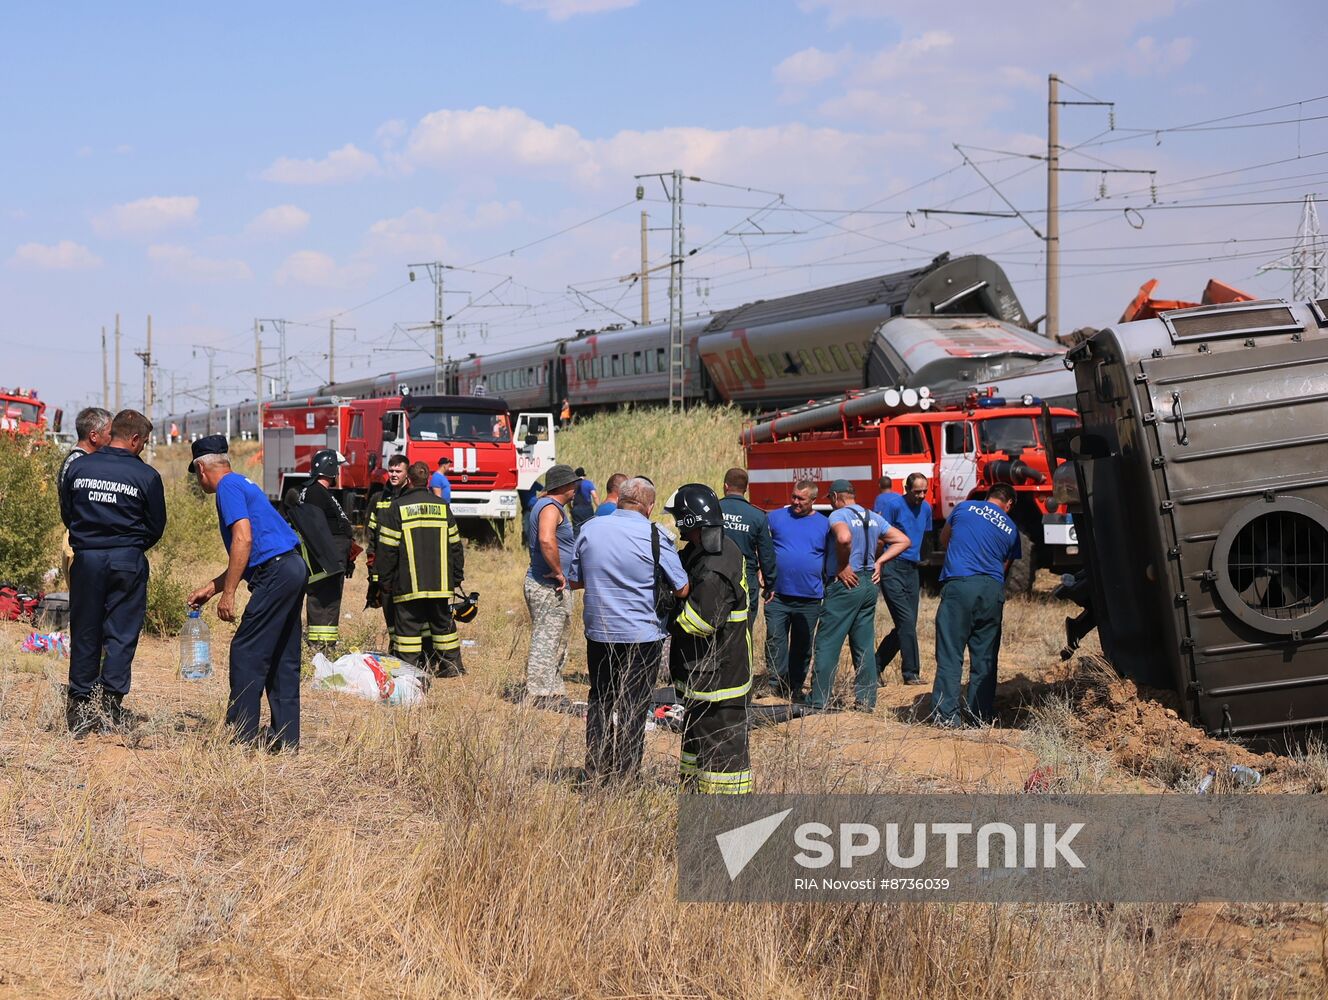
[1068,298,1328,735]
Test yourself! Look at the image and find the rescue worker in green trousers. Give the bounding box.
[375,461,466,677]
[366,453,409,643]
[666,483,753,795]
[299,449,353,649]
[808,479,909,711]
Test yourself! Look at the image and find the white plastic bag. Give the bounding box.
[312,651,397,701]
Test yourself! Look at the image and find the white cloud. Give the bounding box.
[362,200,523,260]
[859,31,954,82]
[260,143,381,184]
[375,118,408,149]
[92,195,199,237]
[246,204,311,237]
[1124,35,1196,76]
[401,106,590,177]
[8,240,103,270]
[147,244,252,283]
[500,0,638,20]
[773,46,850,87]
[796,0,892,26]
[275,249,371,287]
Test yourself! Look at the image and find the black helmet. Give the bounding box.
[452,589,479,624]
[311,449,344,478]
[665,483,723,531]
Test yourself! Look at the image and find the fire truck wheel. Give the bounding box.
[1005,529,1035,596]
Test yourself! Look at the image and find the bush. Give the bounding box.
[142,478,228,637]
[145,569,189,637]
[0,436,63,589]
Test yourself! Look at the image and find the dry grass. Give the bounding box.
[0,407,1323,997]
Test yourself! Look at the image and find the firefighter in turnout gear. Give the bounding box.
[366,454,409,642]
[299,449,353,649]
[665,483,753,795]
[375,461,466,677]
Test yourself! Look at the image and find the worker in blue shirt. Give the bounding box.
[428,456,453,502]
[871,474,894,519]
[61,409,165,736]
[595,472,626,516]
[809,480,909,711]
[187,436,307,751]
[764,479,829,701]
[571,467,598,532]
[875,472,933,685]
[931,483,1021,727]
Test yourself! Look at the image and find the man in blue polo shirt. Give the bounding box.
[875,472,933,685]
[187,436,307,751]
[932,483,1021,727]
[428,457,452,502]
[764,479,829,701]
[809,480,908,711]
[570,476,689,782]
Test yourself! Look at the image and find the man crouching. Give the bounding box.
[665,483,753,794]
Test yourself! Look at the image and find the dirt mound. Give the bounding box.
[1057,656,1282,787]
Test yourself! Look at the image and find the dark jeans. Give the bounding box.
[877,559,922,680]
[932,575,1005,724]
[763,595,821,697]
[68,547,149,699]
[585,638,663,780]
[228,550,307,748]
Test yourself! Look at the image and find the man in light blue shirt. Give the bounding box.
[875,472,933,685]
[809,480,908,711]
[428,457,452,502]
[570,476,689,781]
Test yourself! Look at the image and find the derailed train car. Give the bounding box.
[1065,298,1328,735]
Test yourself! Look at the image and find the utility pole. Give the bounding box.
[640,210,650,325]
[254,319,263,448]
[133,315,154,451]
[329,318,336,385]
[114,313,122,412]
[256,319,289,397]
[409,262,448,394]
[192,346,218,435]
[170,372,176,415]
[1046,74,1060,341]
[636,170,686,409]
[101,326,109,409]
[1259,194,1326,299]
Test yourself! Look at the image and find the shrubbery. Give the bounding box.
[144,476,226,636]
[0,436,64,590]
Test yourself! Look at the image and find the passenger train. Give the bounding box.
[164,252,1076,439]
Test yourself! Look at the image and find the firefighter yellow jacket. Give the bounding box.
[375,486,464,602]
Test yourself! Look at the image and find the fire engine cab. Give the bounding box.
[742,387,1080,592]
[261,393,556,525]
[0,387,55,438]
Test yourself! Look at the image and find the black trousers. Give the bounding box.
[228,550,307,747]
[393,598,462,675]
[585,638,663,780]
[306,535,350,645]
[68,546,148,699]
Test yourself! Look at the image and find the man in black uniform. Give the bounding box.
[299,449,352,649]
[60,409,166,735]
[718,466,777,636]
[366,453,409,643]
[375,461,466,677]
[666,483,753,795]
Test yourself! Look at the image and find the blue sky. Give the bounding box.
[2,0,1325,416]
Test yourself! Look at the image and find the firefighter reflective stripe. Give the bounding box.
[679,750,698,777]
[298,537,334,584]
[675,676,753,702]
[698,769,753,795]
[307,624,339,641]
[378,525,401,548]
[433,628,460,651]
[727,607,748,623]
[677,600,716,638]
[394,634,424,654]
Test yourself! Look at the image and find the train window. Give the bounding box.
[644,350,654,373]
[769,353,786,376]
[754,355,774,379]
[797,349,818,375]
[845,342,865,370]
[828,346,849,372]
[656,347,666,372]
[813,347,832,373]
[633,351,642,375]
[612,355,621,377]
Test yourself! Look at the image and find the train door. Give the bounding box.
[938,419,977,516]
[551,356,568,407]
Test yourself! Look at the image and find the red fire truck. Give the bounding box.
[0,387,57,438]
[261,393,556,525]
[742,387,1080,591]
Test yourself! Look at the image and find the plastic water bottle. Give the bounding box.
[180,610,213,680]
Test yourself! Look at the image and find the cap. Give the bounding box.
[828,478,855,494]
[542,463,582,492]
[188,434,228,473]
